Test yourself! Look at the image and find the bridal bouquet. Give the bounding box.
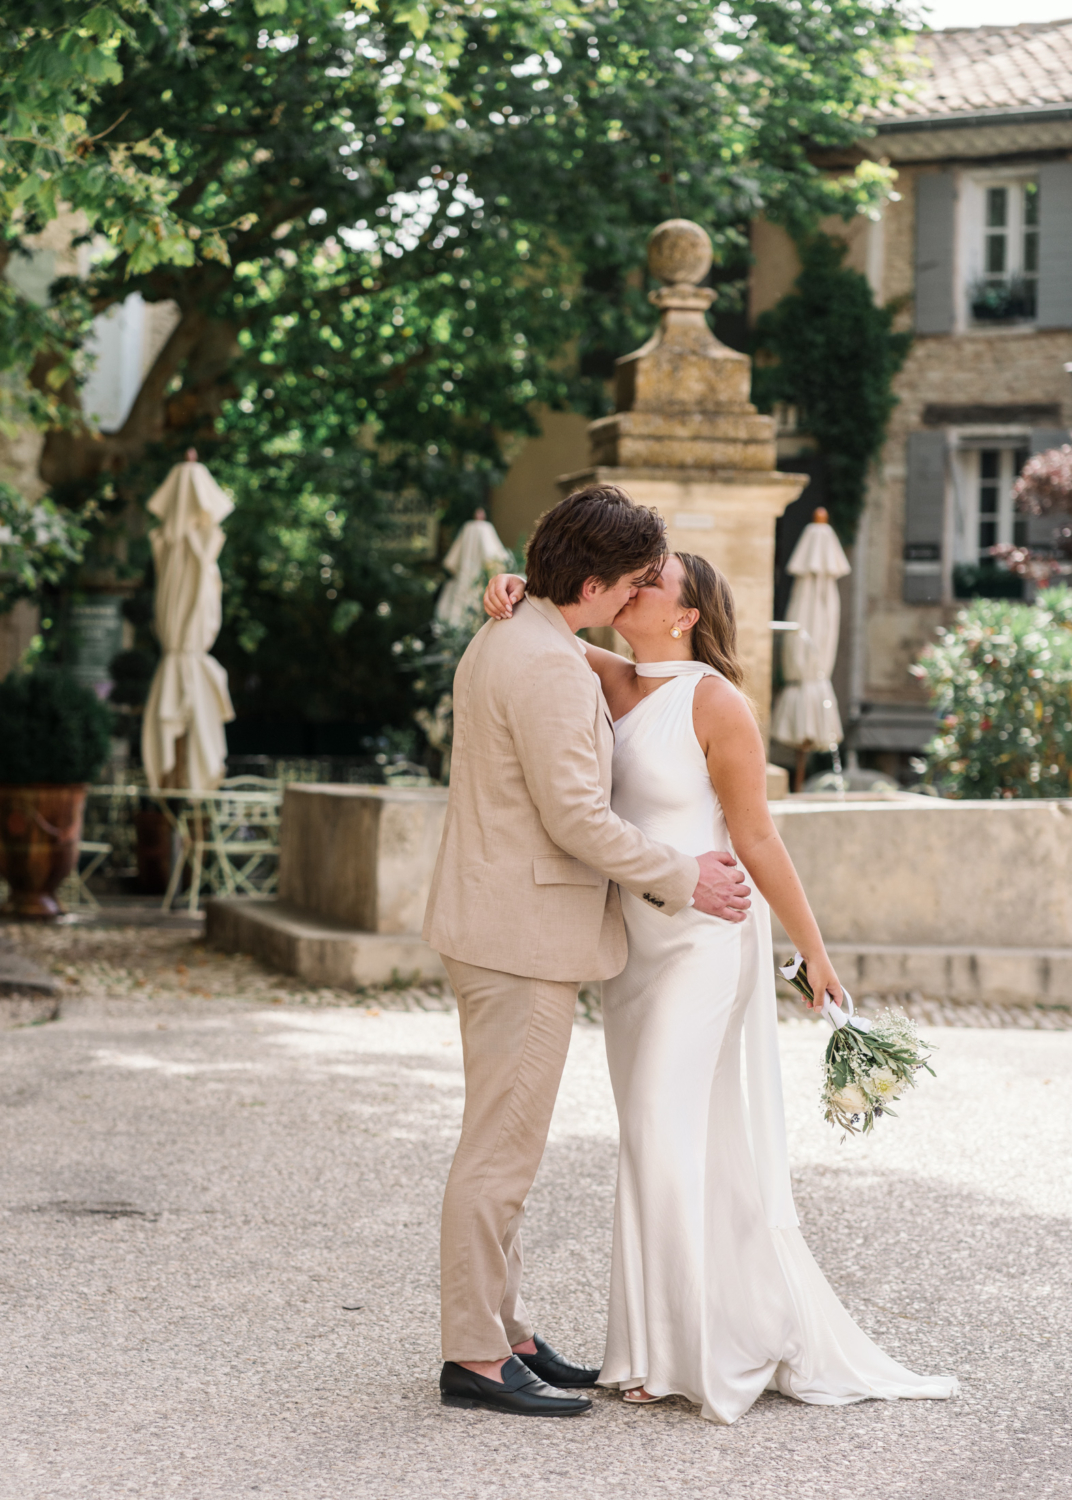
[777,955,937,1136]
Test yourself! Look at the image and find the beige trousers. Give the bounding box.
[440,955,579,1362]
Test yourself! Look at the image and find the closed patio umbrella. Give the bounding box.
[141,452,235,790]
[771,507,851,790]
[435,507,509,628]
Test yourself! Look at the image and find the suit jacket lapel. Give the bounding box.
[593,676,614,735]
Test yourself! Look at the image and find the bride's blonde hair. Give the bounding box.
[675,552,745,689]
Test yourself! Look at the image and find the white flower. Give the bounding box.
[832,1084,868,1115]
[868,1067,904,1104]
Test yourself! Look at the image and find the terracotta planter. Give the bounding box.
[0,784,87,919]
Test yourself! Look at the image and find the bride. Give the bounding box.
[483,552,957,1424]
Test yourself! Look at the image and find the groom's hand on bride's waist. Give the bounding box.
[691,851,751,922]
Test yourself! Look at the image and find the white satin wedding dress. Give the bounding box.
[598,662,958,1424]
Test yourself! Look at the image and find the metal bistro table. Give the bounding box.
[89,780,282,913]
[152,781,282,913]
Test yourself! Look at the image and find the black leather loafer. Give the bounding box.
[440,1355,592,1416]
[516,1333,602,1388]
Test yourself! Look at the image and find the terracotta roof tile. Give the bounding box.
[878,19,1072,120]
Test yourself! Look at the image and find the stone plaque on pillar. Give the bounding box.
[559,219,807,737]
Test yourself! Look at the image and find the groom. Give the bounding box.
[423,483,751,1417]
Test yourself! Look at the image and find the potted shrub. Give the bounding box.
[0,670,112,918]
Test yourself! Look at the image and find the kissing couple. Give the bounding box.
[423,484,957,1423]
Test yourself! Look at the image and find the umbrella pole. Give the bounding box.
[794,742,811,794]
[161,733,190,791]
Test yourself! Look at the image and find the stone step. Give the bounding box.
[0,941,59,996]
[205,897,446,990]
[206,898,1072,1009]
[773,941,1072,1009]
[0,940,61,1028]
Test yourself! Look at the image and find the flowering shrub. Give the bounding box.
[912,588,1072,798]
[1013,443,1072,516]
[990,444,1072,588]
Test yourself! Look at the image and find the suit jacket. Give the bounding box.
[422,594,700,981]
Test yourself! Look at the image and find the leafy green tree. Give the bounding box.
[2,1,194,434]
[7,0,913,735]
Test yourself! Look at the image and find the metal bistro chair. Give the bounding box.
[2,839,113,912]
[168,788,282,913]
[60,840,114,908]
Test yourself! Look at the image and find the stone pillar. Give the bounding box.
[559,219,807,736]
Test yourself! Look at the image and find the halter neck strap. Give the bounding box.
[634,660,722,679]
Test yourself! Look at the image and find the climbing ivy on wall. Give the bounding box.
[751,233,911,542]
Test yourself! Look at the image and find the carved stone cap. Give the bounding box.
[588,215,775,471]
[647,219,713,286]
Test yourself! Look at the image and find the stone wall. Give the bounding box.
[213,783,1072,1001]
[770,796,1072,949]
[277,783,448,935]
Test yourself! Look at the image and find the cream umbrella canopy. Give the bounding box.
[771,507,851,789]
[434,508,509,628]
[141,453,235,789]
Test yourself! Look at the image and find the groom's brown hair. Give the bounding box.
[524,484,666,604]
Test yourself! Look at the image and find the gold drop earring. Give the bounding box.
[670,626,682,639]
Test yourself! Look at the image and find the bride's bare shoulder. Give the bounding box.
[693,674,760,738]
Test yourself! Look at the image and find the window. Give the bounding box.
[954,447,1028,562]
[969,179,1039,323]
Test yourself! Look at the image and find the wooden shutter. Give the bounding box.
[1024,428,1072,548]
[1037,161,1072,330]
[914,173,956,335]
[904,431,946,603]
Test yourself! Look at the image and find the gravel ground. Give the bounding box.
[0,930,1070,1499]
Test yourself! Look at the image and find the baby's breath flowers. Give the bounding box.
[778,955,937,1136]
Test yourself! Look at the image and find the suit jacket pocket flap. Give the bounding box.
[532,856,604,887]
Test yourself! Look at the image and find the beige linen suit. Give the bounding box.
[423,594,699,1361]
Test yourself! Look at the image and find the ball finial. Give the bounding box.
[647,219,713,286]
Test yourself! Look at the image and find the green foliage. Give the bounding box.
[0,0,481,276]
[212,450,448,726]
[0,668,113,784]
[12,0,915,734]
[1,2,198,275]
[912,589,1072,800]
[0,482,91,612]
[752,234,911,541]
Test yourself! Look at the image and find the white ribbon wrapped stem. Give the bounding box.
[777,951,872,1034]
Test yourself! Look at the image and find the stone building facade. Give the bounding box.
[489,20,1072,777]
[752,19,1072,772]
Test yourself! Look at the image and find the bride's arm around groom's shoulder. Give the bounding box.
[693,675,844,1010]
